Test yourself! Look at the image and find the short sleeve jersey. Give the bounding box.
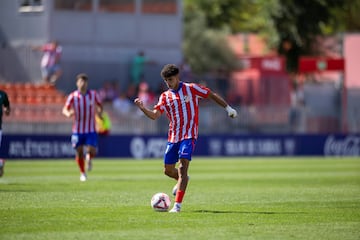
[41,44,62,68]
[64,90,102,134]
[154,82,210,143]
[0,90,10,130]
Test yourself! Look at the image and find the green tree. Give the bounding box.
[272,0,347,72]
[183,0,359,73]
[182,0,280,74]
[326,0,360,33]
[182,4,238,75]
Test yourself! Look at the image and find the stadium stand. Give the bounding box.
[0,83,68,123]
[2,81,358,135]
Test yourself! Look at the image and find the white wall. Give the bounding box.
[0,0,183,90]
[344,34,360,88]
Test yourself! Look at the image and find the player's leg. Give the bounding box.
[0,130,4,177]
[72,133,86,181]
[86,146,97,172]
[170,139,196,213]
[75,145,87,181]
[50,65,62,84]
[0,158,5,177]
[85,132,98,172]
[163,142,179,180]
[178,158,190,192]
[164,163,178,180]
[41,67,50,83]
[170,139,193,196]
[170,158,189,213]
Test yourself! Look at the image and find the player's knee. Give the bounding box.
[163,168,172,177]
[164,167,177,178]
[89,150,96,158]
[178,165,188,178]
[76,151,84,159]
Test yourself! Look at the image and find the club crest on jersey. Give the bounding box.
[183,95,190,103]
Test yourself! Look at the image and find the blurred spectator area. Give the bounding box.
[54,0,177,14]
[0,82,69,126]
[230,68,290,106]
[0,81,289,134]
[1,80,359,135]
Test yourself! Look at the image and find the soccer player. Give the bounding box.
[32,40,62,84]
[62,73,103,181]
[134,64,237,212]
[0,90,10,177]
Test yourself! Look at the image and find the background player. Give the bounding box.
[62,73,103,181]
[32,40,63,85]
[0,90,11,177]
[134,64,237,212]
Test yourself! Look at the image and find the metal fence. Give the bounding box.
[5,103,358,135]
[3,104,291,134]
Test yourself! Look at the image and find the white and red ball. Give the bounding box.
[151,192,171,212]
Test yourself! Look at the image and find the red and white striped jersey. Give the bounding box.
[65,90,102,134]
[154,82,210,143]
[40,44,62,68]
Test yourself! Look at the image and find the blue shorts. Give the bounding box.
[164,139,196,165]
[71,132,98,149]
[41,64,61,78]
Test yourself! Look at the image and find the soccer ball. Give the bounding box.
[151,192,171,212]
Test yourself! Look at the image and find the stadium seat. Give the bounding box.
[3,82,67,123]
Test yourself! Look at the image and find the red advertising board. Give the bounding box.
[299,57,345,73]
[233,56,290,106]
[239,56,286,73]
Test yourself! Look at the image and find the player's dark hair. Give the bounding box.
[76,73,88,81]
[161,64,179,78]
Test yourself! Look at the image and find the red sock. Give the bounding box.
[175,190,185,203]
[76,156,85,173]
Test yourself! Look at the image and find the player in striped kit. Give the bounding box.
[32,40,62,84]
[134,64,237,212]
[0,90,10,177]
[62,73,103,181]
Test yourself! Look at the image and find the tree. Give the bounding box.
[183,0,359,73]
[182,0,280,74]
[327,0,360,33]
[182,4,238,75]
[270,0,360,72]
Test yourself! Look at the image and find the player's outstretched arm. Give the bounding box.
[208,91,238,118]
[31,45,42,51]
[134,98,161,120]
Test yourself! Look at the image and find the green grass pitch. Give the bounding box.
[0,157,359,240]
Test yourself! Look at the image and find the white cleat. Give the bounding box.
[80,173,87,182]
[169,203,181,213]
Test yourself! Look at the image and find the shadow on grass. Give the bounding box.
[0,189,33,192]
[192,210,306,214]
[0,183,34,192]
